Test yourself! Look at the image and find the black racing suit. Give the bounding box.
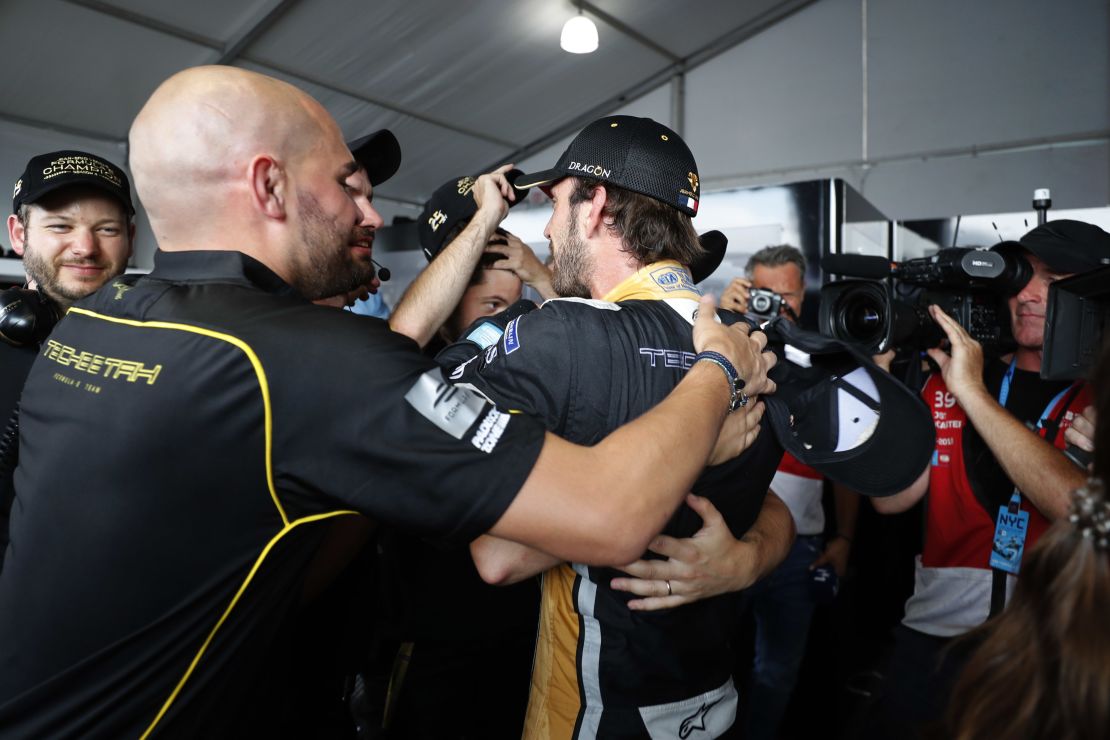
[438,270,783,740]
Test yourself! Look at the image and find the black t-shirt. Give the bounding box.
[0,340,38,563]
[963,357,1070,513]
[0,250,545,738]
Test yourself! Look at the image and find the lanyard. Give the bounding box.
[997,357,1017,407]
[997,356,1070,432]
[989,360,1073,580]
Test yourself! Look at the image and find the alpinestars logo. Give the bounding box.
[679,698,722,738]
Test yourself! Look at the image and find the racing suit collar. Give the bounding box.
[602,260,702,302]
[149,249,300,298]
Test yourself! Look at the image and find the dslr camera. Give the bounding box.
[748,288,785,320]
[818,248,1031,354]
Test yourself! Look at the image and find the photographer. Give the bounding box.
[720,244,806,322]
[721,245,861,740]
[869,220,1110,737]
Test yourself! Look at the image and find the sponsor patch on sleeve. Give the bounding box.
[503,317,522,354]
[465,321,504,350]
[404,369,488,440]
[471,407,510,453]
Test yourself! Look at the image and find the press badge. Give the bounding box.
[989,492,1029,574]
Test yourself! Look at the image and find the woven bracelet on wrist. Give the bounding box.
[694,351,749,411]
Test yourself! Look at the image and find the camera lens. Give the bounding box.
[837,288,886,345]
[750,294,771,313]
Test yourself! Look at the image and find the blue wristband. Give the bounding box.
[694,351,749,411]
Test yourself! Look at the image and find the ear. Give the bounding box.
[248,155,287,220]
[7,213,25,256]
[125,221,137,260]
[582,184,608,239]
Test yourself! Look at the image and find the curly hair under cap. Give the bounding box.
[567,177,704,268]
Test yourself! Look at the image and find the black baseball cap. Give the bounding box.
[514,115,701,217]
[347,130,402,187]
[417,170,526,261]
[760,316,935,497]
[12,150,134,215]
[992,219,1110,275]
[690,230,726,283]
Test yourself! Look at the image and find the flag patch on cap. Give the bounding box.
[680,195,698,213]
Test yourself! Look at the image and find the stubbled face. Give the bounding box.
[1008,253,1070,351]
[750,263,805,321]
[443,267,523,340]
[544,178,593,299]
[286,132,384,300]
[10,187,132,305]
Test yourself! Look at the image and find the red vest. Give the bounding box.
[777,450,821,479]
[920,372,1090,570]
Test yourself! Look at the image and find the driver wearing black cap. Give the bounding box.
[435,115,793,739]
[870,219,1110,735]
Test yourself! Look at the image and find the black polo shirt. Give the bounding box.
[0,340,38,564]
[0,250,545,738]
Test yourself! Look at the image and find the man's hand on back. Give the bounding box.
[693,294,776,398]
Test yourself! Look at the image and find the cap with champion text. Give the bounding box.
[992,219,1110,275]
[12,150,134,215]
[758,316,935,497]
[347,130,402,187]
[417,170,526,261]
[514,115,701,217]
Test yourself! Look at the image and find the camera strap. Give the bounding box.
[987,365,1080,617]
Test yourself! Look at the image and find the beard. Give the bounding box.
[290,189,375,301]
[21,235,115,305]
[550,208,593,299]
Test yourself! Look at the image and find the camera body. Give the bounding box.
[818,248,1031,354]
[748,288,785,320]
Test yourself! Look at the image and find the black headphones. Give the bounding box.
[0,286,61,347]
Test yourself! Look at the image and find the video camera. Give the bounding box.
[818,248,1032,354]
[1042,265,1110,380]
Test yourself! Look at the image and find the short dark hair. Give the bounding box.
[433,221,510,286]
[568,177,703,267]
[745,244,806,279]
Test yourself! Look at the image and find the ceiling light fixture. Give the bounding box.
[560,12,598,54]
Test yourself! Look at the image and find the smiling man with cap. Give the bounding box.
[432,115,792,739]
[0,149,136,565]
[869,219,1110,737]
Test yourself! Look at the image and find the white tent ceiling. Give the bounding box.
[0,0,814,210]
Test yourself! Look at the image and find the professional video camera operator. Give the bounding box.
[869,220,1110,736]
